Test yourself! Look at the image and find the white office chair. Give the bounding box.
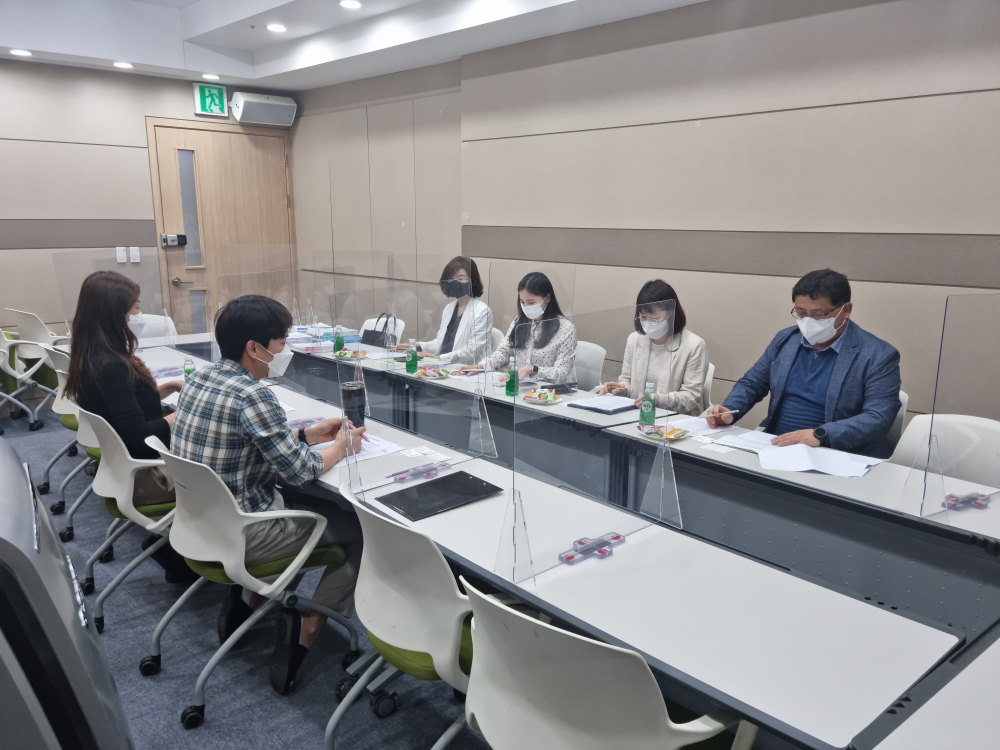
[75,410,176,634]
[490,327,504,355]
[145,436,361,729]
[0,333,58,431]
[360,316,405,344]
[137,313,178,341]
[885,390,909,453]
[5,308,70,360]
[575,341,607,392]
[461,576,738,750]
[326,484,472,750]
[889,413,1000,484]
[33,345,82,496]
[702,362,716,413]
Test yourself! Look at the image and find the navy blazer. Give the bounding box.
[722,321,902,458]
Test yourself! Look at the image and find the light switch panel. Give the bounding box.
[129,247,141,263]
[116,247,127,264]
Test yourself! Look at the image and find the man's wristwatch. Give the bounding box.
[813,427,829,447]
[298,427,308,444]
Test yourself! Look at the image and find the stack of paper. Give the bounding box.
[567,394,636,414]
[757,444,883,478]
[400,445,452,461]
[715,431,782,454]
[667,415,737,437]
[319,434,404,469]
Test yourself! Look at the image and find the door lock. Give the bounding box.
[171,277,194,287]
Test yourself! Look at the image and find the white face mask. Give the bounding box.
[255,343,293,377]
[521,301,546,320]
[797,306,846,346]
[640,319,671,340]
[127,311,145,337]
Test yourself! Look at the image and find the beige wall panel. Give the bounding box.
[461,0,1000,140]
[481,258,577,336]
[413,93,462,282]
[0,140,153,220]
[327,108,374,277]
[366,100,417,280]
[290,113,334,272]
[462,91,1000,235]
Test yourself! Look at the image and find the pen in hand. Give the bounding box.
[705,409,739,419]
[346,420,371,443]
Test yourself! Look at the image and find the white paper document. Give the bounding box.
[319,434,404,469]
[401,446,452,461]
[758,444,883,478]
[703,443,736,454]
[715,431,782,454]
[567,394,636,414]
[279,401,295,413]
[668,415,737,437]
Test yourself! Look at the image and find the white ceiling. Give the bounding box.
[0,0,708,92]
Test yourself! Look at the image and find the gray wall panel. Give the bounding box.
[0,220,157,250]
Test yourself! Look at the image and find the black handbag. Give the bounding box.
[361,313,398,348]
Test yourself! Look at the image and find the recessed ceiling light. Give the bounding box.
[113,62,133,68]
[340,1,362,8]
[266,23,286,32]
[202,74,220,80]
[10,49,32,57]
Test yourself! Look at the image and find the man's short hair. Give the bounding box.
[792,269,852,307]
[214,295,293,361]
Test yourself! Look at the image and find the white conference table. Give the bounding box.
[874,638,997,749]
[361,458,961,750]
[605,422,1000,540]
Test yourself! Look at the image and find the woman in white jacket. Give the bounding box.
[600,279,708,416]
[396,257,493,365]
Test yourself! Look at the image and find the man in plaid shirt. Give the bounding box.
[172,295,364,695]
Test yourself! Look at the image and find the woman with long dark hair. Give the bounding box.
[65,271,184,504]
[599,279,708,415]
[456,271,578,383]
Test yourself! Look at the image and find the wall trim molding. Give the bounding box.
[463,226,1000,289]
[0,219,157,249]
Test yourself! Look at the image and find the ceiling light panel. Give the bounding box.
[267,23,287,32]
[9,49,32,56]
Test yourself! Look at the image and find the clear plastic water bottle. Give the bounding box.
[406,338,418,374]
[639,381,656,427]
[333,325,344,354]
[505,356,519,397]
[183,356,195,381]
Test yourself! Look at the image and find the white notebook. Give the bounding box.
[567,394,637,414]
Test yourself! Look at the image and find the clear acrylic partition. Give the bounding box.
[484,261,576,351]
[494,313,683,589]
[896,293,1000,530]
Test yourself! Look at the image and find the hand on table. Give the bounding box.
[452,364,484,376]
[394,342,421,352]
[770,429,820,448]
[335,425,366,458]
[305,417,344,444]
[633,393,660,408]
[705,404,736,429]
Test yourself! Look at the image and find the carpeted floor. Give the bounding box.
[2,413,486,750]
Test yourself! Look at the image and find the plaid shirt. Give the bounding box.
[171,358,323,513]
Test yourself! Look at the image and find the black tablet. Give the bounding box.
[377,471,503,522]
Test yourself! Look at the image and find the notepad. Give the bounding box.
[567,394,636,414]
[715,431,782,454]
[667,415,736,437]
[758,445,883,478]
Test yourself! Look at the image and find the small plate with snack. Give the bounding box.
[334,349,368,360]
[638,424,689,441]
[523,388,561,406]
[415,366,450,379]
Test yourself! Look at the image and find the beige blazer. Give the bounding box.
[616,329,708,416]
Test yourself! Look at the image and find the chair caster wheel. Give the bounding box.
[84,463,97,477]
[82,578,94,595]
[58,528,74,542]
[341,649,360,670]
[95,617,104,634]
[335,675,358,702]
[11,409,25,420]
[68,445,78,457]
[37,482,49,495]
[371,691,397,719]
[453,688,466,704]
[139,655,161,676]
[99,547,114,563]
[181,705,205,729]
[50,501,65,515]
[29,421,43,432]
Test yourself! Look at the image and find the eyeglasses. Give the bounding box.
[635,315,669,323]
[791,306,842,321]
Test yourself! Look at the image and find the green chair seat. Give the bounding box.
[367,615,473,682]
[185,544,348,584]
[60,414,79,431]
[103,496,175,520]
[86,447,101,461]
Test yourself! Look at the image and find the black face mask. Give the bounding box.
[444,280,471,298]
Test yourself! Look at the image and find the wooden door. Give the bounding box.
[149,121,296,334]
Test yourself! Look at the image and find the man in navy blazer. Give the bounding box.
[706,269,902,458]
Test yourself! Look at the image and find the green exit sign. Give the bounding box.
[192,82,228,117]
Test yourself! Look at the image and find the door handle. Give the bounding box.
[171,277,194,287]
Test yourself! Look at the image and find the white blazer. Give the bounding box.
[419,297,493,365]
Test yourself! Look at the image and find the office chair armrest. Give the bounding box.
[1,341,48,381]
[49,335,71,345]
[672,709,740,741]
[235,509,329,599]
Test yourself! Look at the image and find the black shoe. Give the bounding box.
[270,608,308,695]
[217,585,252,645]
[164,566,200,585]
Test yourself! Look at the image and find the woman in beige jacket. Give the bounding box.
[599,280,708,416]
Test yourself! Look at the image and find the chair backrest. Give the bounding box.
[360,317,405,340]
[342,484,471,691]
[462,577,730,750]
[6,309,67,360]
[885,389,909,453]
[37,344,76,416]
[574,341,607,392]
[890,413,1000,484]
[702,362,716,412]
[490,327,504,355]
[138,314,178,340]
[77,410,172,533]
